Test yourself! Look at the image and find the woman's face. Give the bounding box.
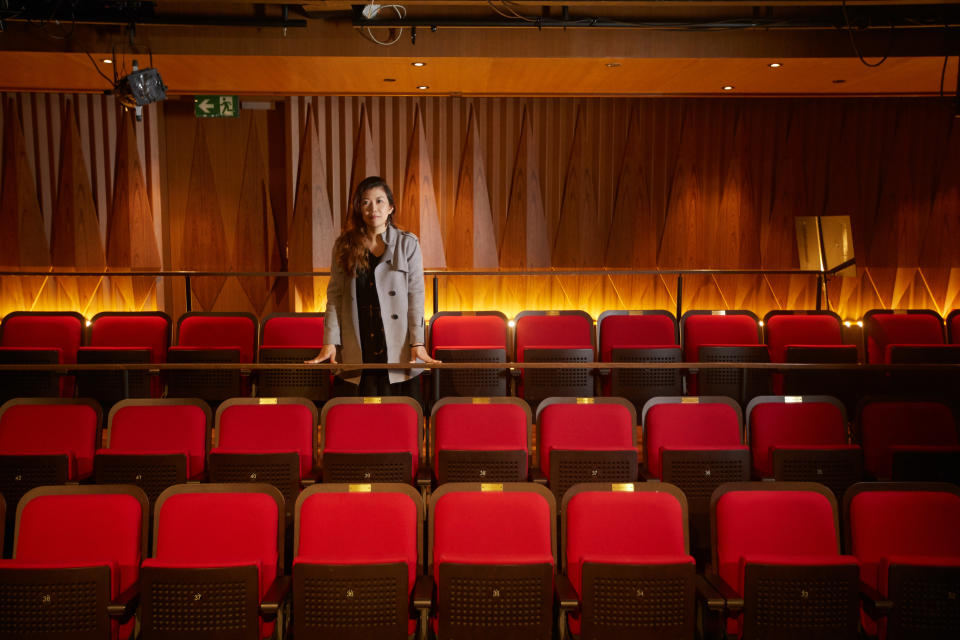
[359,186,394,233]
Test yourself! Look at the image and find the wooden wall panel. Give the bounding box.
[449,105,498,269]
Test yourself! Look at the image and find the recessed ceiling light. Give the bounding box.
[383,78,396,82]
[722,85,734,91]
[417,85,429,90]
[102,59,113,64]
[411,61,426,67]
[768,62,782,68]
[605,62,620,68]
[833,79,846,84]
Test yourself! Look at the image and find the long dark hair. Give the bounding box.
[335,176,397,276]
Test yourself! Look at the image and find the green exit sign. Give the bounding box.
[194,95,239,118]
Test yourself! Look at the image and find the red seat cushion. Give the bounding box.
[324,403,420,479]
[178,315,256,363]
[860,401,958,478]
[764,315,843,363]
[599,315,677,361]
[749,401,848,477]
[107,403,209,476]
[261,316,325,349]
[538,403,633,480]
[433,402,528,473]
[515,315,592,362]
[683,314,759,363]
[218,403,314,478]
[0,314,83,363]
[866,313,944,364]
[0,403,99,479]
[430,315,507,357]
[90,315,169,363]
[643,402,741,478]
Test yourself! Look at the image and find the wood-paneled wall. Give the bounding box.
[3,93,959,325]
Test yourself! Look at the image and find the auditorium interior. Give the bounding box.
[0,1,959,639]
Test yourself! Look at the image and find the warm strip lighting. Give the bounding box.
[758,320,764,327]
[856,320,863,327]
[844,321,852,327]
[507,320,516,328]
[85,319,92,327]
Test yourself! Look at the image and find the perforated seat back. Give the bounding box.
[0,400,101,479]
[863,310,945,364]
[682,313,759,364]
[89,313,170,363]
[764,314,843,363]
[432,399,529,474]
[598,313,677,360]
[217,400,316,477]
[747,398,848,477]
[537,400,634,479]
[859,400,958,478]
[642,399,742,479]
[108,400,211,476]
[322,399,422,479]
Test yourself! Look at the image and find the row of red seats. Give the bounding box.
[2,394,956,562]
[1,480,957,639]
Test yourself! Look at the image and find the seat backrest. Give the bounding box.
[597,311,678,361]
[536,398,635,478]
[712,483,841,595]
[260,313,325,349]
[763,312,843,363]
[863,310,945,364]
[0,311,85,363]
[321,397,422,478]
[14,486,148,597]
[429,483,555,580]
[641,397,743,478]
[431,397,530,470]
[429,313,508,355]
[153,484,283,600]
[0,398,102,479]
[176,312,258,363]
[562,483,690,592]
[514,311,593,362]
[295,484,422,589]
[746,396,848,477]
[858,400,958,478]
[948,309,960,344]
[681,311,760,363]
[216,398,317,477]
[107,399,212,476]
[845,483,960,590]
[89,312,171,363]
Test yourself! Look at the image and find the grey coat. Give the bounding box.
[323,224,426,384]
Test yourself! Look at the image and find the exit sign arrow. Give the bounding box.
[194,95,239,118]
[197,98,213,114]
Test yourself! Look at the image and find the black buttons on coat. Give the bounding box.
[391,314,398,319]
[388,290,396,296]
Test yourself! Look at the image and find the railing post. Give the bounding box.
[433,275,439,316]
[816,274,824,311]
[185,275,192,312]
[676,274,683,322]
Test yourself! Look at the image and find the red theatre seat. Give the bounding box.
[948,309,960,344]
[514,310,595,412]
[167,312,258,405]
[596,310,681,410]
[95,398,212,507]
[428,311,509,401]
[0,311,85,399]
[293,483,425,639]
[858,399,960,482]
[746,395,861,498]
[705,482,860,639]
[844,482,960,640]
[430,396,531,484]
[536,397,638,503]
[258,312,330,402]
[681,310,769,405]
[140,484,287,640]
[0,485,148,640]
[321,397,424,486]
[863,309,945,364]
[559,482,695,640]
[429,483,556,640]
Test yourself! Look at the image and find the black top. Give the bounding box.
[356,251,387,363]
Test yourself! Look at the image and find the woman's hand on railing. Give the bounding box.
[410,344,440,364]
[305,344,337,364]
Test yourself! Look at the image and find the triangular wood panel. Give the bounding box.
[400,104,446,268]
[236,119,282,314]
[344,102,378,231]
[0,97,51,313]
[50,100,106,313]
[553,105,601,268]
[605,106,655,267]
[500,106,550,269]
[606,274,676,312]
[765,274,818,313]
[921,267,960,316]
[180,123,229,310]
[921,117,960,269]
[108,110,162,310]
[659,105,708,268]
[449,105,498,269]
[289,104,335,311]
[713,274,781,318]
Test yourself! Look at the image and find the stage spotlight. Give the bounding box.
[113,60,167,121]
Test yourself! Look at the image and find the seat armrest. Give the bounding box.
[701,573,743,613]
[859,580,893,619]
[107,582,140,622]
[638,466,657,481]
[598,367,610,377]
[531,468,548,485]
[416,467,432,488]
[413,574,434,611]
[555,574,580,613]
[260,575,292,621]
[187,470,206,483]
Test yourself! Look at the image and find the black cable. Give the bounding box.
[840,0,893,68]
[84,50,116,88]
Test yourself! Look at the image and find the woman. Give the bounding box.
[307,176,438,398]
